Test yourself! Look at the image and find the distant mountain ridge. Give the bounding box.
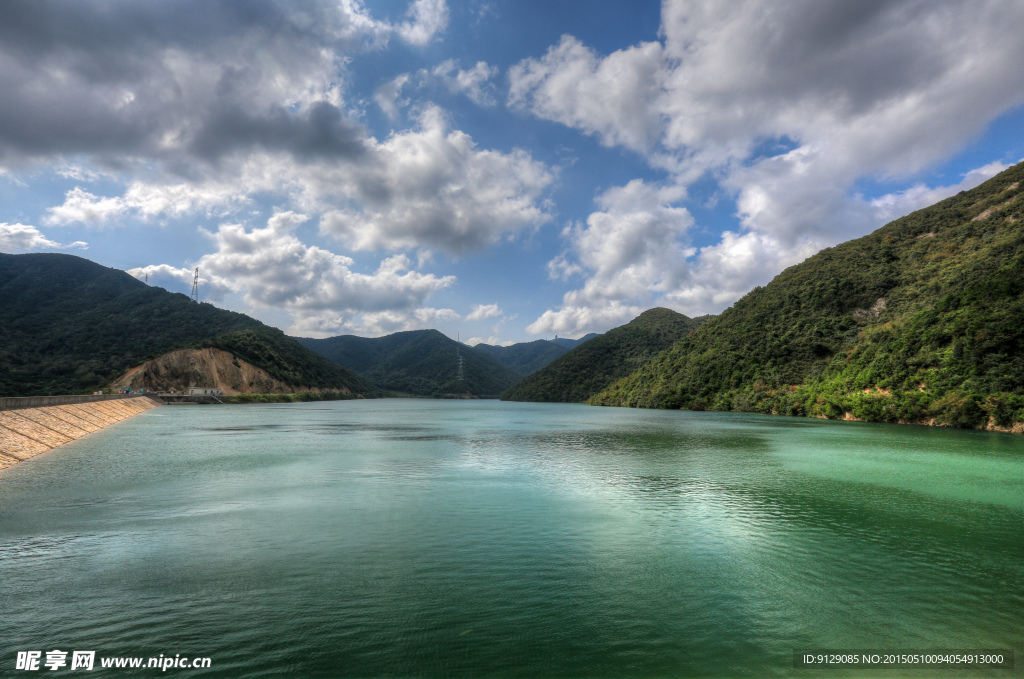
[592,162,1024,431]
[502,308,710,403]
[0,253,373,397]
[471,339,570,375]
[295,329,522,397]
[550,333,599,349]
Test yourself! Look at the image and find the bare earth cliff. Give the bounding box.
[109,348,352,396]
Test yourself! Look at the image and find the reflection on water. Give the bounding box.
[1,400,1022,677]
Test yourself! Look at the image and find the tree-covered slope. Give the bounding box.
[472,339,569,375]
[295,329,522,397]
[0,253,373,396]
[592,162,1024,430]
[501,308,710,403]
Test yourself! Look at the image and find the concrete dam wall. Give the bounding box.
[0,396,161,471]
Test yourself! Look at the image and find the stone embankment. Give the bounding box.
[0,396,161,471]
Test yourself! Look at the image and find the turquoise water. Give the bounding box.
[1,400,1021,677]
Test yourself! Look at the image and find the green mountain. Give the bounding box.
[294,329,522,397]
[592,162,1024,430]
[0,253,374,397]
[471,339,569,374]
[501,308,710,403]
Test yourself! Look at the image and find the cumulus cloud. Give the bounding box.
[0,222,87,253]
[39,109,554,255]
[469,336,514,347]
[319,105,554,254]
[45,187,126,225]
[0,0,445,170]
[515,0,1024,331]
[294,306,460,337]
[134,211,456,334]
[6,0,552,273]
[513,1,1024,174]
[197,212,454,312]
[509,35,666,153]
[433,59,500,106]
[396,0,449,46]
[466,303,501,320]
[527,301,644,338]
[870,160,1012,223]
[664,231,819,315]
[47,114,554,256]
[126,263,235,302]
[376,59,499,122]
[375,74,412,119]
[46,179,258,225]
[529,179,694,335]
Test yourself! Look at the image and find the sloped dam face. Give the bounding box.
[0,396,160,470]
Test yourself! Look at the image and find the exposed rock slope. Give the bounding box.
[109,348,349,395]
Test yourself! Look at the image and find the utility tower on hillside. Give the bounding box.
[456,334,465,381]
[190,267,199,302]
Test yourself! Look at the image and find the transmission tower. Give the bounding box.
[456,334,465,381]
[190,267,199,302]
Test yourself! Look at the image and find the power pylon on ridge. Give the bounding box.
[190,267,199,302]
[457,333,465,381]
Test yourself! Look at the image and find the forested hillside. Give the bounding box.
[0,253,373,396]
[502,308,709,403]
[295,329,521,397]
[593,162,1024,430]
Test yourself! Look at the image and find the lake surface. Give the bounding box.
[1,400,1022,677]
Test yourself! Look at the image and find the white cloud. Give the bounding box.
[126,263,236,302]
[466,303,501,320]
[296,306,460,337]
[198,211,454,312]
[319,105,554,254]
[133,211,456,334]
[509,35,666,153]
[375,74,411,119]
[0,223,87,253]
[870,160,1011,222]
[433,59,500,106]
[40,107,554,257]
[527,301,643,338]
[469,336,514,347]
[529,179,694,335]
[0,0,449,173]
[55,164,105,182]
[396,0,450,46]
[45,188,126,225]
[376,58,499,123]
[664,231,818,315]
[45,180,256,225]
[513,0,1024,330]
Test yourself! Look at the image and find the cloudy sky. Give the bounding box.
[2,0,1023,344]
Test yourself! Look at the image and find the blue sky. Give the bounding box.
[2,0,1023,344]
